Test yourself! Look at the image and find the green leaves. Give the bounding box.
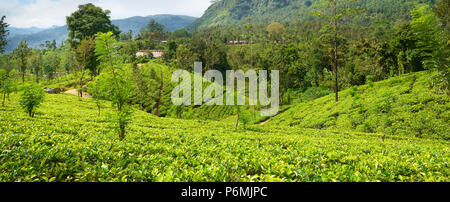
[94,32,134,140]
[0,92,448,182]
[19,83,45,117]
[66,3,120,46]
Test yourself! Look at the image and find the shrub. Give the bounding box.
[19,83,45,117]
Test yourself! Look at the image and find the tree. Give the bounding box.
[0,69,15,107]
[410,5,449,94]
[175,44,199,71]
[0,16,9,54]
[240,109,251,129]
[74,37,96,97]
[374,92,395,141]
[131,63,164,116]
[433,0,450,31]
[61,42,77,73]
[66,3,120,47]
[19,83,45,117]
[266,22,286,43]
[29,51,42,83]
[314,0,360,102]
[13,41,31,83]
[137,19,168,40]
[95,32,134,141]
[171,29,190,39]
[87,77,108,116]
[42,51,60,80]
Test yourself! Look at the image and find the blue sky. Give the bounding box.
[0,0,212,28]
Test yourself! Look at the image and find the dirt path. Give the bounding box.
[64,89,92,98]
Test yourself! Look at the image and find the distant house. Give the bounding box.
[136,50,167,58]
[227,40,249,45]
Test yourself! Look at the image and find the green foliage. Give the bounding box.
[19,83,45,117]
[0,16,8,54]
[300,87,333,102]
[42,51,61,80]
[12,41,31,83]
[270,71,450,140]
[66,3,120,46]
[410,5,449,94]
[0,93,448,182]
[188,0,434,31]
[0,69,15,107]
[136,19,168,40]
[28,51,42,83]
[95,32,134,140]
[75,37,97,77]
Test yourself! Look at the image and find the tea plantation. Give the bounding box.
[0,91,448,182]
[269,71,450,140]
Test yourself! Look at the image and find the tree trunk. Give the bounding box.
[2,93,6,107]
[333,0,339,102]
[155,68,164,117]
[79,71,85,98]
[235,113,240,130]
[97,102,101,116]
[22,71,25,83]
[119,124,125,141]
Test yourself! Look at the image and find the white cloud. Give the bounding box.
[0,0,212,28]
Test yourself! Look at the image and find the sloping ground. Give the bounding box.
[0,93,448,182]
[268,71,450,140]
[64,89,91,98]
[187,0,433,30]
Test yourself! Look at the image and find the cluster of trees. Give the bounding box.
[167,1,449,101]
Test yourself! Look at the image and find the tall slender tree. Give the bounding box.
[95,32,134,141]
[75,37,96,97]
[0,16,9,54]
[13,41,31,83]
[314,0,360,102]
[29,51,42,83]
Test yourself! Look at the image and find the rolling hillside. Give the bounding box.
[186,0,436,30]
[0,93,448,182]
[5,14,196,52]
[268,71,450,140]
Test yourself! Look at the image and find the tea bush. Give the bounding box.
[269,71,450,140]
[0,93,448,182]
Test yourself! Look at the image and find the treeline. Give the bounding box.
[165,1,449,102]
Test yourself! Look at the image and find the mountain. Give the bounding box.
[186,0,436,30]
[112,14,196,34]
[8,27,47,38]
[5,14,196,52]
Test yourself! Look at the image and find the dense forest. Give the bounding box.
[0,0,448,182]
[187,0,438,30]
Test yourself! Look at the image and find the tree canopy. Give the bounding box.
[66,3,120,46]
[0,16,9,54]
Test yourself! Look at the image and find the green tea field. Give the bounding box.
[0,92,448,182]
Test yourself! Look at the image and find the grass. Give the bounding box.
[0,92,448,182]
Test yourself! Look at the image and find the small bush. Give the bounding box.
[19,83,45,117]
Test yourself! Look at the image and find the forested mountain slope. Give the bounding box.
[268,71,450,140]
[187,0,436,30]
